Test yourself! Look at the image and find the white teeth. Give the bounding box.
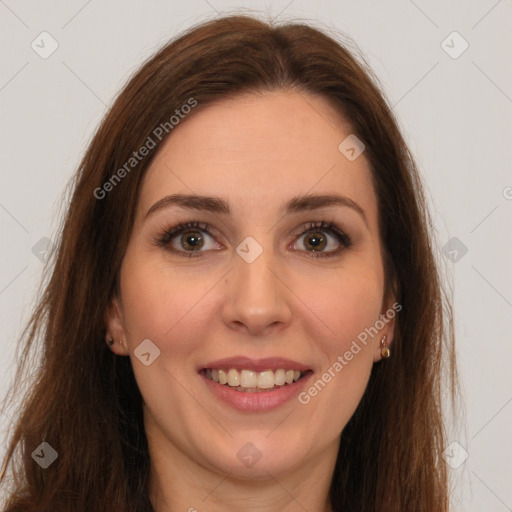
[205,368,304,390]
[257,370,275,389]
[274,368,285,385]
[218,369,228,385]
[227,369,240,387]
[240,370,257,388]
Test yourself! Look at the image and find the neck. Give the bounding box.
[149,466,335,512]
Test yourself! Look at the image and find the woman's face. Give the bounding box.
[107,90,395,481]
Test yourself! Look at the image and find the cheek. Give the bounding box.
[330,276,383,345]
[117,254,213,421]
[297,257,384,351]
[293,259,383,425]
[118,252,213,355]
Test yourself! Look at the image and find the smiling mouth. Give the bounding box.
[202,368,310,392]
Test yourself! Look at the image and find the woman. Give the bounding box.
[0,14,458,512]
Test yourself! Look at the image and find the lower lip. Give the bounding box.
[200,371,313,412]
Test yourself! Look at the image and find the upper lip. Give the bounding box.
[201,356,311,373]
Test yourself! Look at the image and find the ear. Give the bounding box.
[105,295,130,356]
[372,293,400,363]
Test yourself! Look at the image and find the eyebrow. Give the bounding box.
[144,193,367,225]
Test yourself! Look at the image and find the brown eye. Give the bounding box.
[155,221,220,258]
[303,231,327,251]
[179,231,204,251]
[293,221,352,259]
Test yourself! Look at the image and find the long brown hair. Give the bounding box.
[1,14,458,512]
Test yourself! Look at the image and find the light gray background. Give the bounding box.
[1,1,511,510]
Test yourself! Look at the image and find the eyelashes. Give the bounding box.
[153,220,352,259]
[155,221,213,250]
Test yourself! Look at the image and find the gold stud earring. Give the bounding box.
[380,335,390,359]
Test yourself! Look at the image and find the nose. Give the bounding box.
[221,243,292,337]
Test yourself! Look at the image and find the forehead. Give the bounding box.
[138,90,377,222]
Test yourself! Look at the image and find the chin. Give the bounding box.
[201,429,311,480]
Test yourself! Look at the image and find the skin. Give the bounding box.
[106,90,396,512]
